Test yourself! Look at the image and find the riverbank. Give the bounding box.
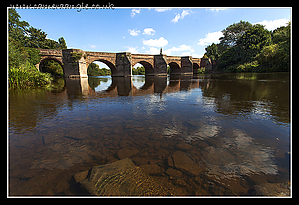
[8,62,52,89]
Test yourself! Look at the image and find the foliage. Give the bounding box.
[236,24,272,62]
[25,47,41,65]
[58,37,67,49]
[87,63,111,76]
[9,62,52,89]
[8,36,28,69]
[71,52,83,63]
[205,43,219,60]
[202,54,209,59]
[219,20,253,48]
[132,66,145,75]
[197,67,208,74]
[204,20,290,73]
[8,9,68,89]
[41,60,64,76]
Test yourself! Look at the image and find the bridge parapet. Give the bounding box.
[36,48,214,77]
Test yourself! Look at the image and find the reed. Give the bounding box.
[9,62,52,89]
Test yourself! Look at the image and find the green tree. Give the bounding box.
[8,36,28,68]
[236,24,272,62]
[9,9,67,50]
[219,20,253,48]
[205,43,219,60]
[218,24,271,71]
[24,27,48,48]
[87,63,101,76]
[257,22,290,72]
[25,47,41,65]
[8,9,30,45]
[58,37,67,49]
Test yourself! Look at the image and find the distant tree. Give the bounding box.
[87,63,101,76]
[132,66,145,75]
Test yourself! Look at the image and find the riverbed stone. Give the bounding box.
[166,167,182,178]
[140,164,163,175]
[175,142,193,151]
[252,182,290,196]
[117,148,139,159]
[76,158,184,196]
[171,151,202,175]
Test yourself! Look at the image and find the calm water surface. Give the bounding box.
[9,73,290,196]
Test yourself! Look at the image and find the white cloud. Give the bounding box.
[191,53,201,58]
[89,45,96,48]
[131,9,141,17]
[171,14,181,24]
[171,10,193,23]
[254,18,289,31]
[125,46,139,54]
[155,8,171,12]
[143,37,168,47]
[145,47,160,54]
[164,44,194,55]
[128,29,140,36]
[208,8,228,12]
[198,31,223,46]
[143,28,155,35]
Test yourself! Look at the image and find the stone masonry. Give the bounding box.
[36,49,214,78]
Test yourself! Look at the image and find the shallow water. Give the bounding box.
[9,73,290,196]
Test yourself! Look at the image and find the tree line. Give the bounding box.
[87,63,146,76]
[204,20,290,73]
[8,9,67,89]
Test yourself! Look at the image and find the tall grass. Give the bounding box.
[9,62,52,89]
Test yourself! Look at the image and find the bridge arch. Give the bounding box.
[88,59,117,76]
[168,62,181,74]
[193,62,200,74]
[38,57,64,75]
[133,61,154,75]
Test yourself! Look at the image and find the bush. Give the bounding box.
[197,67,208,74]
[9,62,52,89]
[41,60,64,76]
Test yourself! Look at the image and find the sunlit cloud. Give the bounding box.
[198,31,223,46]
[171,10,193,23]
[254,18,290,31]
[128,29,140,36]
[143,37,168,47]
[131,9,141,17]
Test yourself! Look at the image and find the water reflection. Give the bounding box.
[203,129,278,181]
[9,73,290,196]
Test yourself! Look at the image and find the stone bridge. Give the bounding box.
[36,49,214,78]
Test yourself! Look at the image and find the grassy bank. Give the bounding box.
[9,62,52,89]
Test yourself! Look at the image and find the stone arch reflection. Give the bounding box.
[65,75,199,98]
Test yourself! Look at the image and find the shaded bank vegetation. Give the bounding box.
[204,20,290,73]
[8,9,67,89]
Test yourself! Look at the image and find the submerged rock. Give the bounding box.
[75,158,186,196]
[251,182,290,196]
[117,148,139,159]
[170,151,202,175]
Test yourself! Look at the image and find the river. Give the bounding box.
[9,72,290,196]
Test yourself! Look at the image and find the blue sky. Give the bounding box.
[16,7,291,67]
